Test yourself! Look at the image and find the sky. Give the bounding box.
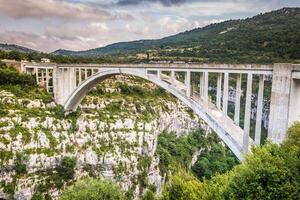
[0,0,299,52]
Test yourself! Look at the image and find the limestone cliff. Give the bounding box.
[0,75,206,200]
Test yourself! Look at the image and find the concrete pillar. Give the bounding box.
[79,69,82,84]
[157,70,161,80]
[171,71,175,86]
[289,76,300,126]
[84,69,88,80]
[204,71,209,102]
[35,68,39,84]
[45,68,49,92]
[54,67,77,105]
[243,73,253,153]
[41,69,45,85]
[255,75,265,145]
[199,72,204,97]
[185,71,191,97]
[68,68,77,94]
[234,74,242,125]
[216,73,222,110]
[268,64,293,143]
[223,72,229,114]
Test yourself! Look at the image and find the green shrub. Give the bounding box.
[59,177,125,200]
[50,105,65,119]
[142,190,156,200]
[57,156,77,181]
[0,102,8,117]
[14,153,28,175]
[9,124,31,143]
[119,83,146,96]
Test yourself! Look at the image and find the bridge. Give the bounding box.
[21,62,300,160]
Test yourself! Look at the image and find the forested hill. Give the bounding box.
[0,44,37,54]
[52,7,300,63]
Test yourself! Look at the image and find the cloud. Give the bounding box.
[45,23,110,42]
[0,0,297,52]
[0,0,133,21]
[116,0,187,7]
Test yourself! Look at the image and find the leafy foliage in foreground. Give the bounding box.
[162,123,300,200]
[59,177,125,200]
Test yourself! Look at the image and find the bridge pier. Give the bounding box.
[223,72,229,114]
[255,75,265,145]
[268,64,293,143]
[54,67,77,105]
[216,73,222,110]
[185,71,191,97]
[234,74,242,125]
[289,77,300,126]
[243,73,253,153]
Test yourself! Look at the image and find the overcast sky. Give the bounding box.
[0,0,299,52]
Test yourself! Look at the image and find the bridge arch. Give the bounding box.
[63,68,246,160]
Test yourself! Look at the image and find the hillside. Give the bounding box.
[52,7,300,63]
[0,43,37,54]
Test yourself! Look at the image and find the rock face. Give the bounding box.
[0,76,206,200]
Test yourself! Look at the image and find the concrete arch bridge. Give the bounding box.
[22,63,300,160]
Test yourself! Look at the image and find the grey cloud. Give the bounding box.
[0,0,133,21]
[116,0,187,7]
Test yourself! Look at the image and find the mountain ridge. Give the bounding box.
[51,7,300,60]
[0,43,37,54]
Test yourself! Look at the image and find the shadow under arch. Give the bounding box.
[64,68,244,160]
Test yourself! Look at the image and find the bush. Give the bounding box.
[50,105,65,119]
[119,83,146,96]
[142,190,156,200]
[14,153,28,175]
[57,156,77,181]
[59,177,125,200]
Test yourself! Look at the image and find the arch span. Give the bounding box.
[64,68,247,160]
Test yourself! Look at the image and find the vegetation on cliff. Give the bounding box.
[59,177,125,200]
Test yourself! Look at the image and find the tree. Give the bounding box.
[161,171,208,200]
[59,177,125,200]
